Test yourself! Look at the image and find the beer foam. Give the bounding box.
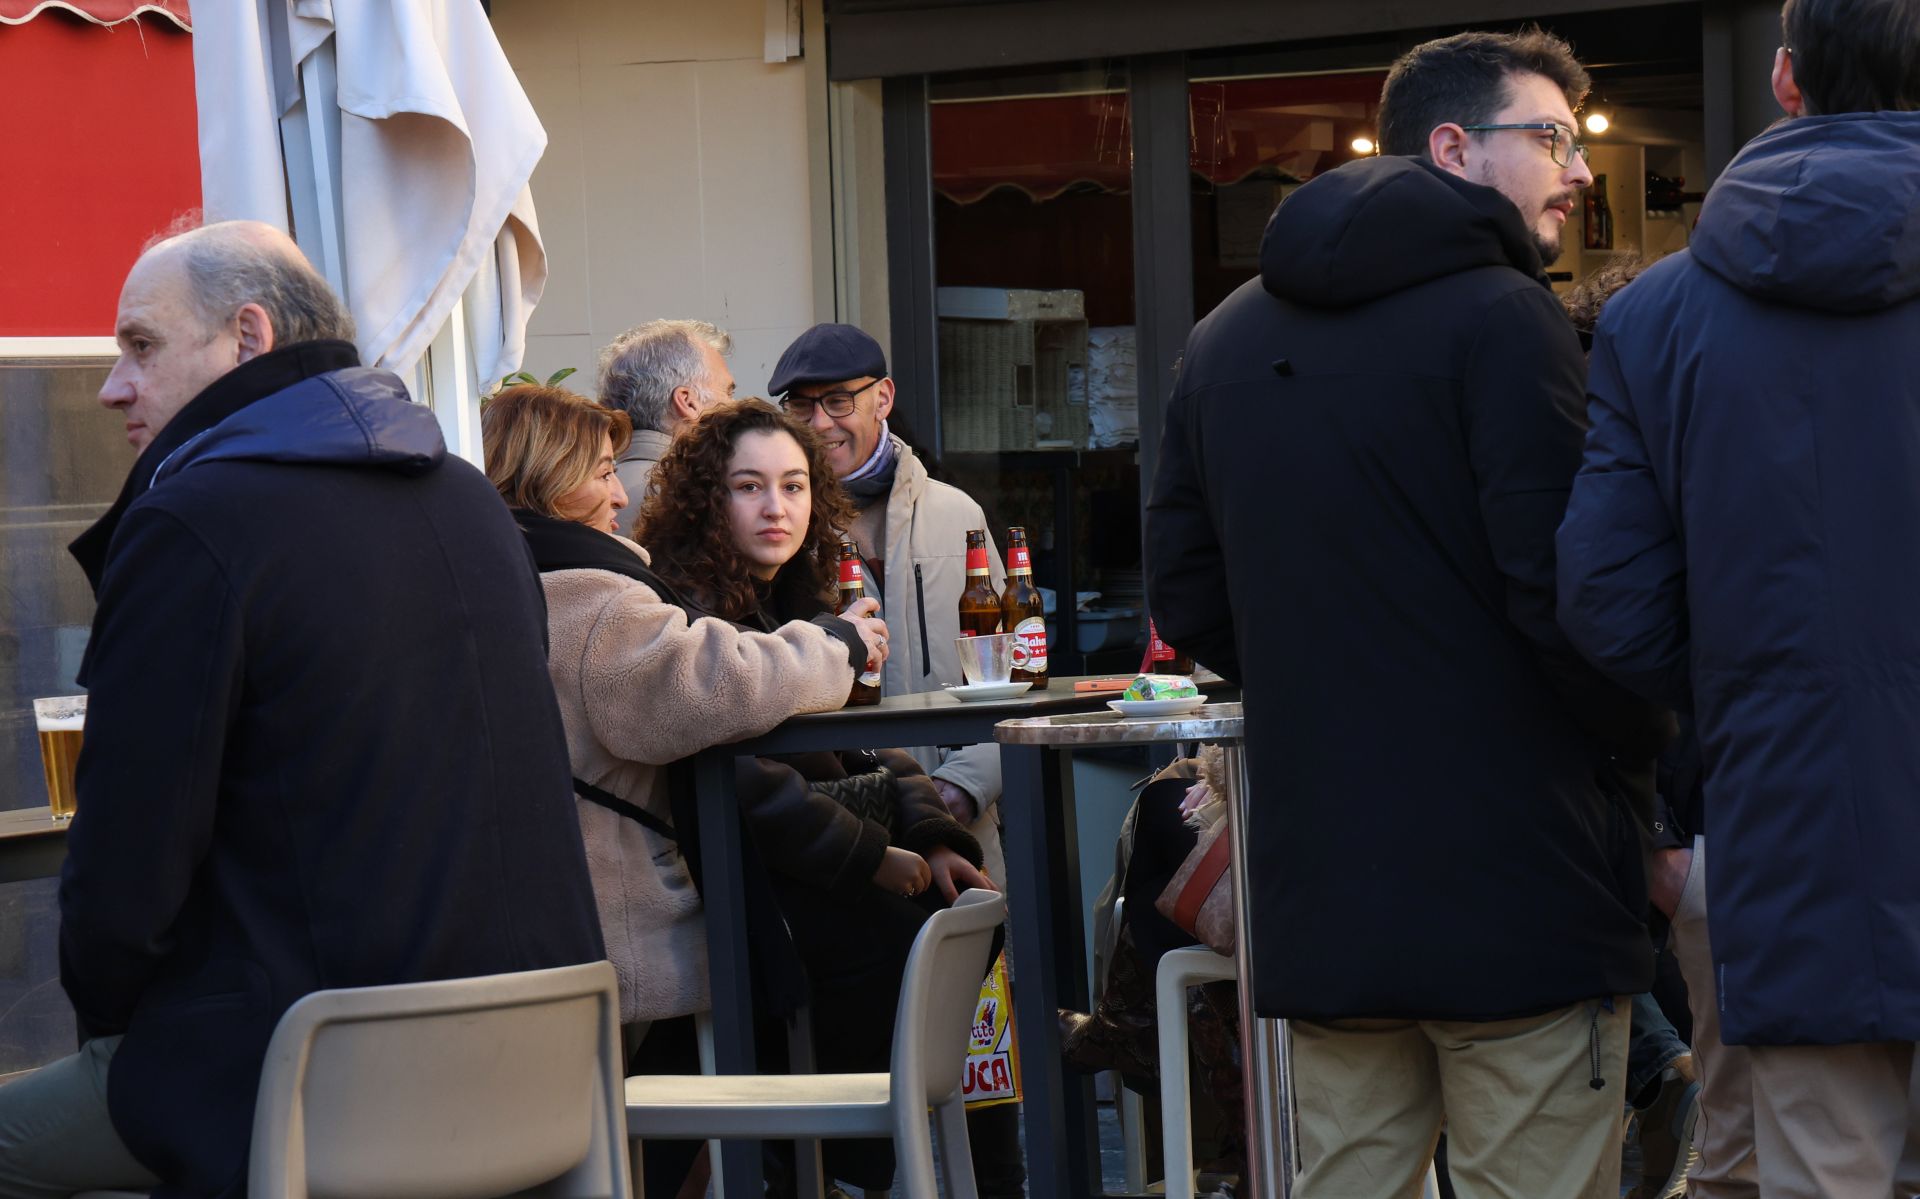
[33,696,86,729]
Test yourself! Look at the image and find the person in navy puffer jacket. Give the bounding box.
[1557,3,1920,1193]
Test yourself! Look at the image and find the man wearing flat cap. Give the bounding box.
[770,323,1025,1195]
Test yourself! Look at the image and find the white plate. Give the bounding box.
[945,681,1034,703]
[1108,696,1207,718]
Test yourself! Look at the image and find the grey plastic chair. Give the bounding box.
[78,960,630,1199]
[624,888,1007,1199]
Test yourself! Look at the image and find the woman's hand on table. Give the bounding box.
[843,597,890,672]
[927,844,997,902]
[873,845,931,898]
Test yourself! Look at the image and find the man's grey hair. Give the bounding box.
[151,218,357,346]
[597,319,731,434]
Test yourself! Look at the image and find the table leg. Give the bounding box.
[1223,743,1294,1199]
[1001,743,1102,1198]
[693,749,765,1198]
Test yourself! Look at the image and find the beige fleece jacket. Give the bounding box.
[541,537,855,1022]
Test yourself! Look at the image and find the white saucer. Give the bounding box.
[1108,696,1207,718]
[945,681,1033,703]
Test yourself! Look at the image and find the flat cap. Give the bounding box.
[767,323,888,397]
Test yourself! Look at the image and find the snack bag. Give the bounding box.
[961,951,1021,1108]
[1123,673,1199,702]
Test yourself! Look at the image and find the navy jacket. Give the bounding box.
[62,342,605,1197]
[1558,113,1920,1046]
[1147,156,1668,1022]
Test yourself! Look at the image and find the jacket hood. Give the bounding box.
[154,366,446,485]
[1691,112,1920,313]
[1262,155,1544,307]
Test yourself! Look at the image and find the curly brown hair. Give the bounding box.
[635,400,856,623]
[1563,252,1650,335]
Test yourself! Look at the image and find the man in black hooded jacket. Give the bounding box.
[1145,29,1671,1199]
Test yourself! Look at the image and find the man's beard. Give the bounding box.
[1533,188,1580,266]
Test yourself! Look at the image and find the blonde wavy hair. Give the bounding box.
[482,384,633,518]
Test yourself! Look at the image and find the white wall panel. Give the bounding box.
[500,0,820,397]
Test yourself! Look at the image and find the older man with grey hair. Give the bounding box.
[0,220,603,1196]
[595,318,735,530]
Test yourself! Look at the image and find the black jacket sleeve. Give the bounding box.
[810,613,867,673]
[1145,377,1242,684]
[60,505,243,1037]
[1462,287,1674,761]
[870,750,984,868]
[736,755,890,898]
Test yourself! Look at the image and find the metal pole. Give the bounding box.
[1223,742,1293,1198]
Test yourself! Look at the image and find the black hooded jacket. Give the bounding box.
[1146,156,1669,1022]
[62,344,604,1198]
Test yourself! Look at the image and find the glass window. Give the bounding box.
[1188,69,1387,316]
[0,356,123,1073]
[930,60,1147,677]
[2,360,126,814]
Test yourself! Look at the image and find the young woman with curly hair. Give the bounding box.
[638,400,998,1196]
[633,398,856,631]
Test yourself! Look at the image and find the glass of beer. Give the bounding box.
[34,695,85,822]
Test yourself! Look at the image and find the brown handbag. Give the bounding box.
[1155,817,1236,956]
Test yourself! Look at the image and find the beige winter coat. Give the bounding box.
[541,537,855,1022]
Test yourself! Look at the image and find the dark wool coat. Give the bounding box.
[1146,156,1670,1022]
[1558,112,1920,1046]
[62,343,605,1198]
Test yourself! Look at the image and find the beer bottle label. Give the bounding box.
[966,547,991,577]
[1009,545,1032,575]
[838,558,863,590]
[1013,616,1048,672]
[858,664,883,688]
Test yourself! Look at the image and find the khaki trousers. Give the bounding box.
[1670,835,1760,1199]
[1676,835,1920,1199]
[1747,1041,1920,1199]
[1291,998,1629,1199]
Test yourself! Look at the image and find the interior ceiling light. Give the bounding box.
[1584,111,1611,135]
[1351,136,1376,154]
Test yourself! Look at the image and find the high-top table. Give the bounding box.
[996,703,1294,1199]
[690,676,1233,1198]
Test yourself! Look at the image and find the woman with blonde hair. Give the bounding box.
[482,384,890,1197]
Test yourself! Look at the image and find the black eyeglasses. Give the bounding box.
[1458,121,1590,168]
[780,378,882,420]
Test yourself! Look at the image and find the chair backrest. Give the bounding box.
[249,960,630,1199]
[889,888,1008,1106]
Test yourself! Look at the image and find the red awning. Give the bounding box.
[0,6,200,336]
[0,0,189,28]
[933,71,1385,205]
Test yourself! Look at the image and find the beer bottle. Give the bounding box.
[959,530,1002,638]
[1145,615,1194,675]
[837,540,883,706]
[1002,526,1048,689]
